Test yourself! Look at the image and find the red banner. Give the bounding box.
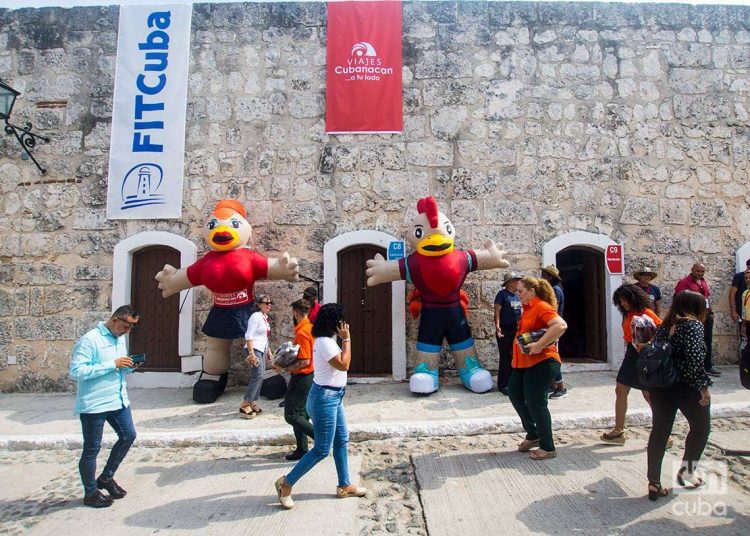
[326,1,403,134]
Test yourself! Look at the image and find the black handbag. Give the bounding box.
[637,339,679,389]
[260,374,287,399]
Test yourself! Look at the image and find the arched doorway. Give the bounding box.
[557,247,607,362]
[112,231,198,387]
[543,231,624,369]
[323,230,406,380]
[338,244,392,375]
[129,246,181,371]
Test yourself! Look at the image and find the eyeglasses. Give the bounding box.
[115,317,138,329]
[261,301,273,305]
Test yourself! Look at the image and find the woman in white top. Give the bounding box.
[239,295,272,418]
[274,303,367,509]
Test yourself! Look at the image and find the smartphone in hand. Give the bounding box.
[130,353,146,364]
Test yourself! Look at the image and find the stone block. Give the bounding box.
[406,142,453,167]
[660,199,689,224]
[668,68,723,93]
[75,265,113,281]
[457,141,516,167]
[450,199,481,225]
[14,315,76,341]
[289,93,324,119]
[484,79,524,120]
[449,168,492,200]
[14,263,69,286]
[619,198,658,225]
[673,95,732,121]
[484,201,538,225]
[689,228,723,254]
[372,170,430,204]
[423,80,482,107]
[665,43,712,67]
[414,50,472,79]
[690,200,732,226]
[430,106,468,140]
[359,144,406,171]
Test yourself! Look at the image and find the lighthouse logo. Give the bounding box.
[120,162,167,210]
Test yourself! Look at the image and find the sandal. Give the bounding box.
[529,449,557,460]
[676,467,704,489]
[648,481,669,501]
[600,430,626,445]
[239,405,256,419]
[336,485,368,498]
[518,438,540,452]
[250,402,263,415]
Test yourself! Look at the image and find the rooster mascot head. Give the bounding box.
[409,196,456,257]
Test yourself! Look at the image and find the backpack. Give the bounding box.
[637,339,678,389]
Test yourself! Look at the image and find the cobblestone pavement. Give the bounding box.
[1,417,748,535]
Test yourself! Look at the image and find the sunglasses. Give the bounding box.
[115,317,138,329]
[260,301,273,305]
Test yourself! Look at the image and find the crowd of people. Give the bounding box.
[69,258,748,509]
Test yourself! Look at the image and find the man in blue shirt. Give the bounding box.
[542,265,567,399]
[494,272,522,395]
[70,305,141,508]
[633,266,662,316]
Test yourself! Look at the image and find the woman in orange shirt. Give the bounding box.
[601,284,662,445]
[510,277,568,460]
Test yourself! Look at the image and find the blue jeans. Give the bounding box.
[79,405,137,496]
[243,348,266,403]
[285,383,350,487]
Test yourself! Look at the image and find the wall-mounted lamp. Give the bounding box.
[0,79,49,174]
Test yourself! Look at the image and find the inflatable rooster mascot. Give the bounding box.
[366,196,509,394]
[155,200,299,403]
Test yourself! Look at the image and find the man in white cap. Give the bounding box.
[633,266,662,316]
[541,265,567,399]
[494,272,523,395]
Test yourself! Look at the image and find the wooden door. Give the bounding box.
[557,247,607,362]
[129,246,180,371]
[338,245,392,375]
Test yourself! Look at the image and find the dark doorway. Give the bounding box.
[338,245,392,375]
[129,246,181,371]
[557,247,607,362]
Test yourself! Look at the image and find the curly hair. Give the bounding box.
[612,284,653,315]
[518,277,557,309]
[662,290,707,330]
[312,303,345,338]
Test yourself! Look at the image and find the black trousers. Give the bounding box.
[496,324,516,390]
[284,372,315,452]
[647,384,711,484]
[704,312,714,370]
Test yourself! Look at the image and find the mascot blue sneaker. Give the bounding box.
[366,195,509,395]
[409,362,440,394]
[459,356,493,393]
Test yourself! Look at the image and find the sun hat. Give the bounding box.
[502,272,523,287]
[633,266,658,280]
[541,265,562,283]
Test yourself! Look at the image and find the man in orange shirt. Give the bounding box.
[276,299,315,461]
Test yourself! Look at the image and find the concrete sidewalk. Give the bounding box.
[1,367,748,449]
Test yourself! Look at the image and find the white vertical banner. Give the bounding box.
[107,4,192,219]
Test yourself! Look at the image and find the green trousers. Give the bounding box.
[508,359,561,452]
[284,372,315,452]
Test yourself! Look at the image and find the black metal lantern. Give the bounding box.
[0,79,49,174]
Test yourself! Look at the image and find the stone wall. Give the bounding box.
[0,1,748,391]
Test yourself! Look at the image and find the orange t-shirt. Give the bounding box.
[291,317,314,375]
[622,308,661,343]
[512,297,561,369]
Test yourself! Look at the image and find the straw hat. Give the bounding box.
[502,272,522,287]
[633,266,658,280]
[541,265,562,283]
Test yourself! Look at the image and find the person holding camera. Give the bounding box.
[509,277,567,460]
[274,303,367,509]
[274,299,316,461]
[69,305,141,508]
[645,290,712,501]
[240,294,273,418]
